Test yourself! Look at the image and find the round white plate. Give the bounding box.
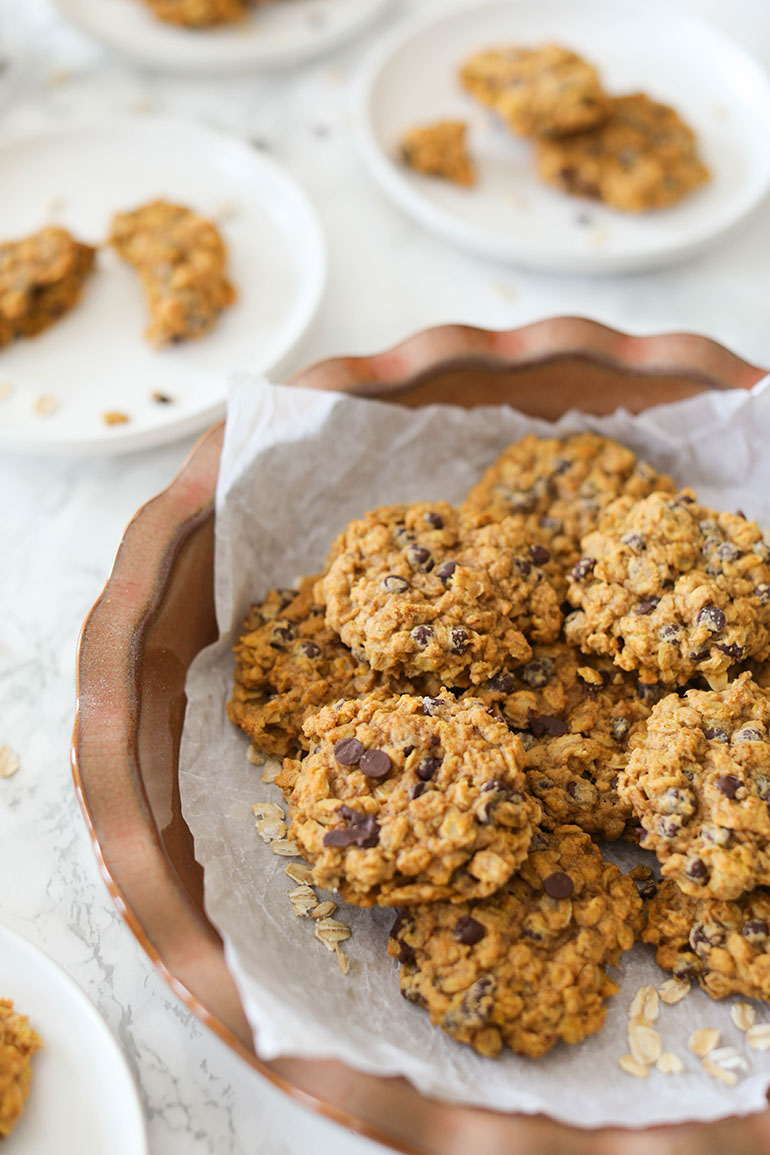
[54,0,395,73]
[0,923,147,1155]
[0,118,325,456]
[353,0,770,273]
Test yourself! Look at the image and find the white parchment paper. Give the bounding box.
[180,374,770,1128]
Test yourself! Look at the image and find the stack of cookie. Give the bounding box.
[228,431,770,1058]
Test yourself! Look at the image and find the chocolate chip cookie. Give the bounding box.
[401,121,476,187]
[463,432,673,595]
[643,877,770,1002]
[319,502,562,686]
[0,226,95,347]
[0,999,42,1139]
[227,577,415,759]
[620,673,770,900]
[388,825,641,1057]
[460,44,609,138]
[277,693,538,907]
[535,93,709,212]
[465,643,656,840]
[143,0,250,25]
[566,490,770,687]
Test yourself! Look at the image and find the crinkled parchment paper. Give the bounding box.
[180,373,770,1128]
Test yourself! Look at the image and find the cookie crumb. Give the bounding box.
[151,390,174,405]
[33,394,59,416]
[102,410,129,426]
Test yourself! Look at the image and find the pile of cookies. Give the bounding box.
[228,431,770,1059]
[401,44,709,213]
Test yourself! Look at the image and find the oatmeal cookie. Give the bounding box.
[535,93,709,212]
[566,490,770,687]
[460,44,609,138]
[388,825,641,1057]
[643,877,770,1003]
[277,692,538,907]
[0,999,42,1138]
[463,432,673,595]
[143,0,250,25]
[318,502,562,686]
[400,121,475,187]
[0,226,95,347]
[109,200,235,345]
[620,673,770,900]
[227,577,419,758]
[465,642,656,840]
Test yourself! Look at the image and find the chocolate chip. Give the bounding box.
[742,919,768,942]
[689,648,710,662]
[714,643,745,660]
[422,696,444,715]
[454,915,486,945]
[659,624,680,641]
[382,575,410,593]
[704,727,729,742]
[323,806,380,848]
[539,516,562,531]
[298,640,321,658]
[407,544,433,572]
[424,512,444,529]
[529,712,568,738]
[638,880,658,900]
[481,778,510,796]
[634,598,659,616]
[359,749,391,779]
[552,457,572,476]
[411,624,433,647]
[333,737,365,765]
[697,604,726,633]
[488,672,515,693]
[271,620,297,646]
[717,775,742,798]
[450,627,468,654]
[717,542,742,561]
[437,560,457,582]
[409,782,425,800]
[637,681,662,702]
[621,533,646,552]
[276,589,298,610]
[686,857,708,880]
[543,871,574,899]
[529,544,551,565]
[756,583,770,604]
[658,816,681,839]
[571,557,596,581]
[417,755,442,781]
[612,718,631,741]
[734,727,765,743]
[521,659,553,689]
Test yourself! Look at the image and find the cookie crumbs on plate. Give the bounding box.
[689,1027,720,1058]
[746,1024,770,1051]
[659,977,690,1005]
[618,1054,649,1078]
[102,411,130,426]
[0,746,19,778]
[656,1052,684,1074]
[33,394,59,416]
[151,390,174,405]
[628,864,653,881]
[731,1002,756,1032]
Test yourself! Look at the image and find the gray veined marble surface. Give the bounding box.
[1,0,770,1151]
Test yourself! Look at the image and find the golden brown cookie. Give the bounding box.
[460,44,609,138]
[620,673,770,900]
[0,999,42,1138]
[463,432,673,596]
[400,121,475,187]
[0,226,95,347]
[143,0,250,25]
[318,502,562,686]
[277,692,538,907]
[109,200,235,345]
[535,93,709,211]
[643,877,770,1002]
[388,826,641,1057]
[566,490,770,687]
[464,642,656,840]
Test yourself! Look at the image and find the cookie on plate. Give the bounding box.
[0,999,42,1138]
[400,121,475,187]
[388,825,641,1057]
[318,502,562,686]
[277,692,538,907]
[460,44,609,138]
[643,877,770,1003]
[0,226,96,347]
[109,199,236,345]
[227,577,418,759]
[620,673,770,900]
[535,93,709,212]
[465,642,657,840]
[463,432,673,595]
[566,490,770,687]
[142,0,250,26]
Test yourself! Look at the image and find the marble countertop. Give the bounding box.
[1,1,770,1152]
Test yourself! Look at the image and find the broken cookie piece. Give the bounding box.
[401,121,475,187]
[0,226,95,348]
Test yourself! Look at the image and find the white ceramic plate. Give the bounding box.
[54,0,395,73]
[0,923,147,1155]
[353,0,770,273]
[0,118,325,456]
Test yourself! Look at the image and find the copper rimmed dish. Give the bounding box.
[72,317,770,1155]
